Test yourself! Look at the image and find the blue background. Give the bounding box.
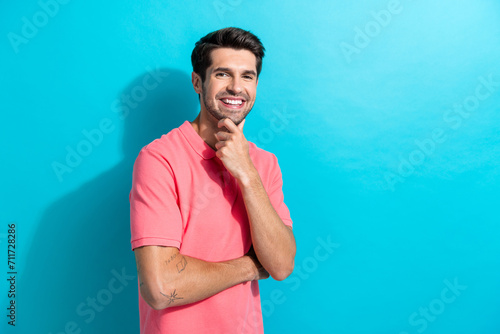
[2,0,499,333]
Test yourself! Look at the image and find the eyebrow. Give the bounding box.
[213,67,257,77]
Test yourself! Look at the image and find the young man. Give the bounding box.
[130,27,296,333]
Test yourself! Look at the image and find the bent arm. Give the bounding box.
[238,171,296,281]
[213,118,296,281]
[134,245,267,310]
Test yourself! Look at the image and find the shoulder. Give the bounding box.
[136,123,190,165]
[142,126,183,155]
[132,125,187,174]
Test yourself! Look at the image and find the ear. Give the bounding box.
[192,72,202,94]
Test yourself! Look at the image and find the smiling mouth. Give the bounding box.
[219,98,245,109]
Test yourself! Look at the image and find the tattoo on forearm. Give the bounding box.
[165,253,178,266]
[164,253,187,273]
[160,289,183,305]
[176,256,188,273]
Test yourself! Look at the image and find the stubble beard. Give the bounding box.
[201,85,253,126]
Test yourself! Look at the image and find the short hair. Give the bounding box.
[191,27,265,82]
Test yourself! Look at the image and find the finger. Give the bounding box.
[214,131,231,141]
[218,118,239,133]
[237,118,245,131]
[214,141,225,150]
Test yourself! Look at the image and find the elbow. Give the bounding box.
[271,260,295,281]
[141,289,165,310]
[146,295,167,311]
[272,271,290,281]
[140,283,173,310]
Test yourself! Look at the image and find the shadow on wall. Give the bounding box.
[23,68,198,333]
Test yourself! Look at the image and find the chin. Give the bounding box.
[230,115,244,125]
[211,110,247,125]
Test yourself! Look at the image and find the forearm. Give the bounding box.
[212,117,295,280]
[136,248,258,310]
[238,170,296,281]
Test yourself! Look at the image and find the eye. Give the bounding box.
[243,75,254,80]
[215,72,229,78]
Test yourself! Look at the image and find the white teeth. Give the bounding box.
[223,99,243,105]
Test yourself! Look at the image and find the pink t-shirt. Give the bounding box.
[130,120,293,333]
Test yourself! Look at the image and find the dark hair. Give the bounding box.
[191,27,265,82]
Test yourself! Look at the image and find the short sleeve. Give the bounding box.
[129,147,183,250]
[267,154,293,228]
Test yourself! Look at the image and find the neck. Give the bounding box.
[190,112,220,150]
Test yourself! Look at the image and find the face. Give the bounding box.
[193,48,258,125]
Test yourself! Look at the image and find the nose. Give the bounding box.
[227,76,243,94]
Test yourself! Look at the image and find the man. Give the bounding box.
[130,27,296,333]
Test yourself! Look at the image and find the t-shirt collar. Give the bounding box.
[179,120,216,160]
